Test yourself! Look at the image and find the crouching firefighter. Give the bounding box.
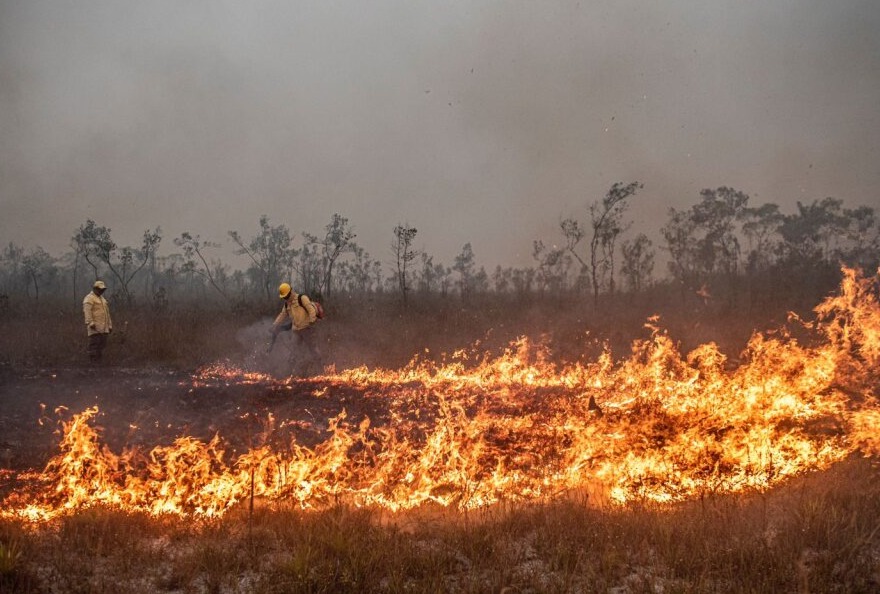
[268,283,324,367]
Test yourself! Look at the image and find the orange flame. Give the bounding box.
[2,268,878,521]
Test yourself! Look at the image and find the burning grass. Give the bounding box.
[4,270,880,520]
[1,457,879,593]
[0,268,879,591]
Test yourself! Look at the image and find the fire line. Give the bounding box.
[2,268,878,522]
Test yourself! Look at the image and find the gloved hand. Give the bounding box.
[89,323,96,331]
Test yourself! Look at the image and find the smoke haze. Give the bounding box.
[2,0,879,268]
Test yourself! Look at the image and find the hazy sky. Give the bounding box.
[2,0,879,270]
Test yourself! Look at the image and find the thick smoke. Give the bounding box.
[2,1,879,269]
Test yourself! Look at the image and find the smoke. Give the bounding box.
[1,1,879,269]
[234,318,323,378]
[234,317,288,377]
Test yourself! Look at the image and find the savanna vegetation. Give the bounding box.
[1,184,878,593]
[0,185,876,370]
[0,456,877,593]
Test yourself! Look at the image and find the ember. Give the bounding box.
[2,268,877,522]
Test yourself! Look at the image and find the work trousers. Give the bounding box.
[87,333,109,362]
[294,327,320,357]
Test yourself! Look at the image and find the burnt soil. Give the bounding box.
[0,366,385,493]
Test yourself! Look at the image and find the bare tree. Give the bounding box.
[392,224,419,305]
[174,232,228,300]
[68,237,83,309]
[72,220,109,281]
[532,240,570,295]
[511,267,536,297]
[72,220,162,305]
[561,181,642,305]
[229,215,296,302]
[661,207,699,292]
[0,242,25,296]
[295,242,323,295]
[415,253,450,296]
[492,265,511,294]
[452,242,477,298]
[303,213,357,299]
[21,247,55,302]
[337,246,381,293]
[620,233,654,293]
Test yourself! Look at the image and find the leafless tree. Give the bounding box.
[620,233,654,293]
[174,232,228,300]
[73,220,162,305]
[561,181,642,305]
[532,240,570,295]
[229,215,296,302]
[452,242,477,298]
[392,224,419,305]
[303,213,357,299]
[21,247,55,302]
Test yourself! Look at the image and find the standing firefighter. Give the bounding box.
[83,280,112,363]
[269,283,324,370]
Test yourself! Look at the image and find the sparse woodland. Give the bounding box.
[1,186,879,594]
[0,185,877,370]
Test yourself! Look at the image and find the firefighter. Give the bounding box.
[269,283,322,370]
[83,280,112,363]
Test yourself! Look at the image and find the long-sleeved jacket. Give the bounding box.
[83,291,112,336]
[273,292,317,331]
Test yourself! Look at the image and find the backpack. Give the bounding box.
[298,294,325,319]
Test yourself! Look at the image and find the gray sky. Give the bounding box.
[2,0,879,270]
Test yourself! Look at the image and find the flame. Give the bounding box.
[2,268,878,521]
[187,363,286,387]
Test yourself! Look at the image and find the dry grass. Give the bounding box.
[0,285,805,374]
[1,457,878,593]
[1,284,874,592]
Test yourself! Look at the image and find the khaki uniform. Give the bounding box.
[83,289,112,363]
[273,292,317,331]
[83,291,112,335]
[271,291,321,374]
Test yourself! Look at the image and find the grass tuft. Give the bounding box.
[0,458,878,592]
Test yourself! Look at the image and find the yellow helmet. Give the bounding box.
[278,282,292,299]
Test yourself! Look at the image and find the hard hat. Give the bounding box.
[93,280,106,290]
[278,282,292,299]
